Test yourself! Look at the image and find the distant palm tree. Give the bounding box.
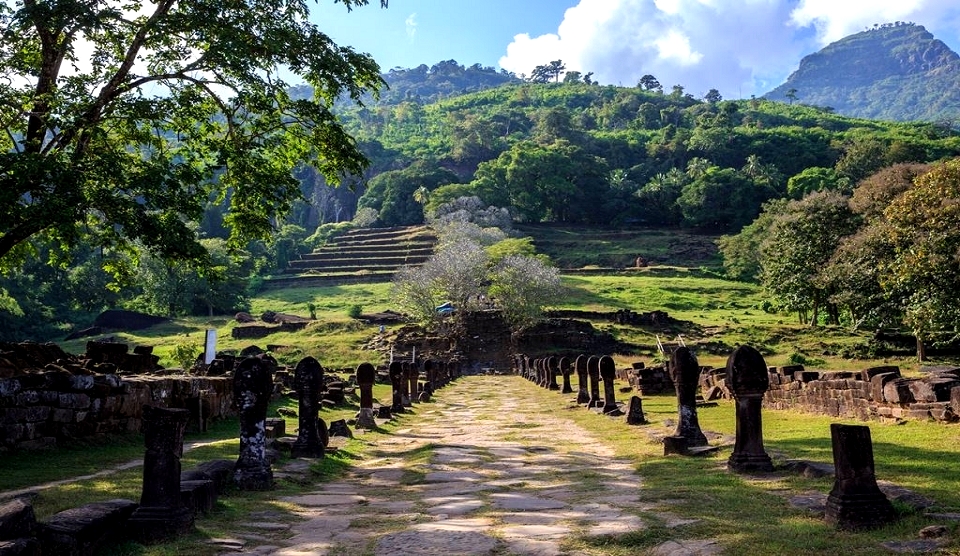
[413,185,429,205]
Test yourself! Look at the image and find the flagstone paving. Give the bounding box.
[226,375,719,556]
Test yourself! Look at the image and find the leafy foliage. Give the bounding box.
[0,0,386,266]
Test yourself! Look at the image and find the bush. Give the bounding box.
[171,341,200,370]
[347,304,363,319]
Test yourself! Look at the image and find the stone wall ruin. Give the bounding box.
[1,341,233,452]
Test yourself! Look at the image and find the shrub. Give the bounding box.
[347,304,363,319]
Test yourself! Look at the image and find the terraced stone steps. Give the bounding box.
[269,225,438,288]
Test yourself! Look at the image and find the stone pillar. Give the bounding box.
[233,356,274,490]
[825,424,895,530]
[400,362,412,407]
[669,347,707,447]
[626,396,646,425]
[547,356,561,390]
[292,356,325,458]
[587,356,602,408]
[599,356,621,414]
[389,361,405,413]
[423,359,435,396]
[559,357,574,394]
[575,355,590,404]
[128,405,194,543]
[408,360,420,403]
[726,345,773,473]
[355,362,377,429]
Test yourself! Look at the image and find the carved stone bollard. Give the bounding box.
[669,347,707,447]
[408,360,420,403]
[726,345,774,472]
[400,362,413,407]
[547,356,561,391]
[587,356,602,408]
[389,361,405,413]
[575,355,590,404]
[233,356,275,490]
[626,396,647,425]
[292,356,325,458]
[423,359,435,396]
[559,357,574,394]
[128,405,194,543]
[825,424,896,530]
[355,362,378,429]
[599,356,621,414]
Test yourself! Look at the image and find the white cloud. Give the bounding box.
[654,29,702,65]
[499,0,960,98]
[405,12,418,42]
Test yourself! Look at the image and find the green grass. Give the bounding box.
[514,380,960,556]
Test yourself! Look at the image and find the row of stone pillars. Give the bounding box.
[514,345,897,531]
[514,354,624,416]
[128,352,464,544]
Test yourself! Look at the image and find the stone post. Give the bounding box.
[423,359,435,396]
[587,356,602,408]
[389,361,405,413]
[575,355,590,404]
[128,405,194,543]
[547,356,561,390]
[292,356,325,458]
[825,424,895,530]
[726,345,774,472]
[626,396,647,425]
[408,360,420,403]
[400,362,412,407]
[599,356,621,414]
[233,356,274,490]
[559,357,574,394]
[669,347,707,447]
[355,362,377,429]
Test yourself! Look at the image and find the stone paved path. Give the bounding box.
[229,375,719,556]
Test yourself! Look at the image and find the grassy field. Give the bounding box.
[57,270,947,375]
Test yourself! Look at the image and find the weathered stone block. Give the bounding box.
[57,393,90,410]
[13,391,39,406]
[0,498,36,540]
[0,537,41,556]
[861,365,900,382]
[882,378,916,404]
[0,380,20,397]
[37,499,137,556]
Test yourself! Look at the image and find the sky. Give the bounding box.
[311,0,960,99]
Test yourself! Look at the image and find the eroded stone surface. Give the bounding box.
[224,376,706,555]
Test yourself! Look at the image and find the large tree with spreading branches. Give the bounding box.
[0,0,387,267]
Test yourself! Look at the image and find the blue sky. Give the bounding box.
[311,0,960,99]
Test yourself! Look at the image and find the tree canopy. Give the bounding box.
[0,0,387,267]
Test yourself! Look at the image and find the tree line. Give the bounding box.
[719,160,960,358]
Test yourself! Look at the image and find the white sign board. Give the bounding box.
[204,329,217,365]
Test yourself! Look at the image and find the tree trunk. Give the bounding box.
[916,336,927,363]
[810,300,820,327]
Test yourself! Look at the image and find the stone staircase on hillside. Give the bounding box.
[266,226,438,288]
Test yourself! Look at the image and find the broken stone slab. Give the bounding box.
[37,499,137,556]
[0,498,35,540]
[192,459,235,494]
[180,479,217,516]
[0,537,40,556]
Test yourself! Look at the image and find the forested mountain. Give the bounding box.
[302,78,960,232]
[765,23,960,122]
[324,60,519,108]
